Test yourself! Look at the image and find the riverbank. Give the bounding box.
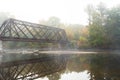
[1,48,120,54]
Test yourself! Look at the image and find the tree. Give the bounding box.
[85,4,94,25]
[105,5,120,48]
[86,3,110,48]
[46,16,60,27]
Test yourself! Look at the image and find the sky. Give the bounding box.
[35,70,89,80]
[0,0,120,25]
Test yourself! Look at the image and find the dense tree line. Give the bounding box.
[86,3,120,49]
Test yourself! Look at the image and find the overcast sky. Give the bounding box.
[0,0,120,25]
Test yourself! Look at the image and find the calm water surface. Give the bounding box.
[1,52,120,80]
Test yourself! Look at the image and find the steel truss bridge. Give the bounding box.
[0,18,68,43]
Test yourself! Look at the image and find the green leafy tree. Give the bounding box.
[86,3,110,48]
[105,5,120,48]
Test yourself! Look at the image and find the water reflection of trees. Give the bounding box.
[65,54,120,80]
[66,54,90,73]
[89,54,120,80]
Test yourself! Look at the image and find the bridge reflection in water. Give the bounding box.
[0,53,67,80]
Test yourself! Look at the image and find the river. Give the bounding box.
[0,51,120,80]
